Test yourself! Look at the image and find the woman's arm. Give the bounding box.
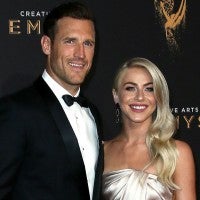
[173,140,196,200]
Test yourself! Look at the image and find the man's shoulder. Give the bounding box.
[0,77,45,108]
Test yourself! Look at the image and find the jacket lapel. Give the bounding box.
[34,77,90,196]
[34,77,103,199]
[88,104,104,200]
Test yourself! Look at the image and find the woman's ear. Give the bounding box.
[112,89,119,104]
[41,35,51,55]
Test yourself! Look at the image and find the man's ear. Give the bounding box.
[41,35,51,55]
[112,89,119,104]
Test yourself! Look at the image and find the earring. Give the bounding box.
[115,103,120,124]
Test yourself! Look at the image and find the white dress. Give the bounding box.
[102,168,173,200]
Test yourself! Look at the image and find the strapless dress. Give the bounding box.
[102,168,173,200]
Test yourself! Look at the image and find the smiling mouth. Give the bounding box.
[130,105,148,111]
[132,105,146,109]
[69,62,85,67]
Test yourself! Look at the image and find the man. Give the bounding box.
[0,2,103,200]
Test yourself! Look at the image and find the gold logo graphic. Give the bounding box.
[8,10,48,35]
[154,0,186,52]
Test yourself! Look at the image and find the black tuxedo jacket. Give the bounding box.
[0,77,103,200]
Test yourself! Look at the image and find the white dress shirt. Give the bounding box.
[42,70,99,199]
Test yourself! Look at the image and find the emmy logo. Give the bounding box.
[154,0,186,52]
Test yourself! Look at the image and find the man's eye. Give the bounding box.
[64,39,75,44]
[84,41,94,47]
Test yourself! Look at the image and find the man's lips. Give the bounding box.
[69,62,85,67]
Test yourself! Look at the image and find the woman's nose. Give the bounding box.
[134,90,144,101]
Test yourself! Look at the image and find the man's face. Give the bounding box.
[41,17,95,95]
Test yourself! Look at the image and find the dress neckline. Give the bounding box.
[103,168,158,178]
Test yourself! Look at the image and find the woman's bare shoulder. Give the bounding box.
[174,139,195,171]
[173,141,196,199]
[175,139,193,156]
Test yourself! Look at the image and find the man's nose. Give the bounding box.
[74,43,86,58]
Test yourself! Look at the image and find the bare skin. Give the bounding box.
[41,17,95,96]
[105,67,157,174]
[104,67,196,199]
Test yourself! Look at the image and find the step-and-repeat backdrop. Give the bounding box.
[0,0,199,197]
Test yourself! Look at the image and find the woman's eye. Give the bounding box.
[145,87,154,92]
[125,86,135,91]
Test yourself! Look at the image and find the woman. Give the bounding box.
[102,57,196,199]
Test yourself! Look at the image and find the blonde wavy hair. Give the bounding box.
[113,57,179,189]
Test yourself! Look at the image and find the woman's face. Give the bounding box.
[113,67,157,125]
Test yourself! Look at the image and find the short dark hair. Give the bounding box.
[43,1,95,40]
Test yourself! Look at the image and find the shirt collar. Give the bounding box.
[42,70,80,99]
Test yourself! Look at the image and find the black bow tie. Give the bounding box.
[62,94,88,108]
